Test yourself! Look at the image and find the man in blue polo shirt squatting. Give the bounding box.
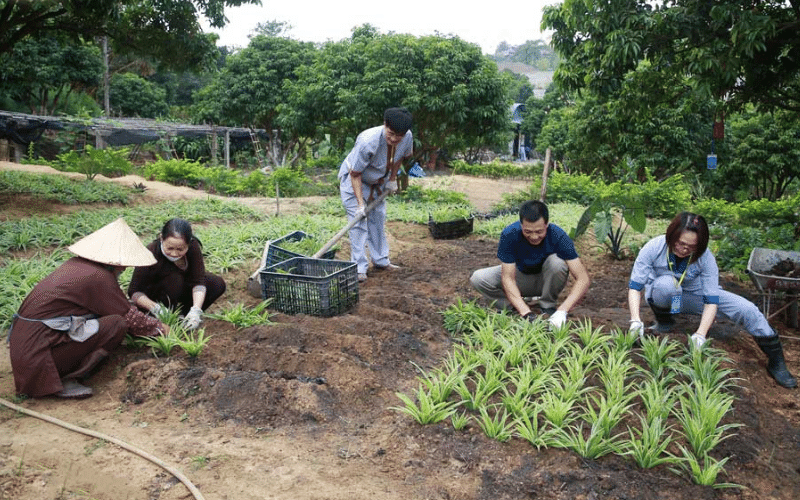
[470,200,591,328]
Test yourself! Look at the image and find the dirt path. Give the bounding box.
[1,162,799,500]
[0,161,531,215]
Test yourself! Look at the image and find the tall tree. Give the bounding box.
[0,0,259,72]
[543,0,800,111]
[191,35,316,166]
[535,63,712,181]
[281,27,511,165]
[722,108,800,200]
[0,33,102,115]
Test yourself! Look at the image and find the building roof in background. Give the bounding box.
[0,110,267,146]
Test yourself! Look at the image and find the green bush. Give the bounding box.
[546,171,600,205]
[613,174,692,219]
[52,146,132,180]
[263,166,313,197]
[202,166,247,195]
[397,184,470,205]
[235,170,272,196]
[700,193,800,276]
[142,158,208,187]
[694,193,800,229]
[503,171,690,219]
[691,198,740,226]
[737,195,800,228]
[711,224,799,278]
[451,159,541,179]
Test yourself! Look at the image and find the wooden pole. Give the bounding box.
[210,128,218,166]
[539,147,552,202]
[224,130,230,168]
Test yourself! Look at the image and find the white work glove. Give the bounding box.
[354,205,366,219]
[384,179,398,193]
[690,332,706,350]
[183,306,203,330]
[150,303,165,318]
[628,320,644,340]
[548,310,568,329]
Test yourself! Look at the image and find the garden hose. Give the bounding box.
[0,397,205,500]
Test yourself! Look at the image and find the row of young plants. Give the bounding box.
[26,145,337,198]
[124,301,276,359]
[0,189,348,332]
[0,169,132,205]
[393,300,741,488]
[450,159,542,179]
[0,193,264,254]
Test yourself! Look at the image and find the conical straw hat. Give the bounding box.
[68,218,156,267]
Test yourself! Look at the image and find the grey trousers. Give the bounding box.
[648,274,774,337]
[470,254,568,310]
[340,180,390,274]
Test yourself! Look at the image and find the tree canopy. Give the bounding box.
[191,35,316,166]
[280,27,512,165]
[0,0,259,71]
[543,0,800,111]
[1,33,102,115]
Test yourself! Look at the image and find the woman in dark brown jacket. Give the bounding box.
[128,218,226,330]
[8,218,167,399]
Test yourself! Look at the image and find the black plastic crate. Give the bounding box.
[265,230,337,267]
[260,257,359,317]
[428,215,474,239]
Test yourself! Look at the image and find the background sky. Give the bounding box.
[203,0,556,54]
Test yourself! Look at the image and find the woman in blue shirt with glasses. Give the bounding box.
[627,212,795,388]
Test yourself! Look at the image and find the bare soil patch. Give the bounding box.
[1,162,799,500]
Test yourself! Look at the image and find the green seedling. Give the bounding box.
[177,328,212,358]
[554,420,623,459]
[391,389,459,425]
[671,444,740,488]
[451,411,470,430]
[140,332,179,357]
[638,335,681,379]
[206,300,274,329]
[476,406,513,442]
[514,404,560,450]
[622,414,680,469]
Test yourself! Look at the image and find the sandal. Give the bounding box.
[56,380,93,399]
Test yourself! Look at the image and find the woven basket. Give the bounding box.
[265,230,336,267]
[428,215,474,239]
[260,257,359,317]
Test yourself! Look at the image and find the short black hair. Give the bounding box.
[384,107,413,134]
[519,200,549,224]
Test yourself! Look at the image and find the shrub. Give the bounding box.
[263,166,313,197]
[451,159,541,179]
[691,199,740,226]
[142,158,208,187]
[398,184,470,205]
[52,146,132,180]
[546,171,601,205]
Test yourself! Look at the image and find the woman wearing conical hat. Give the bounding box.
[8,218,168,399]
